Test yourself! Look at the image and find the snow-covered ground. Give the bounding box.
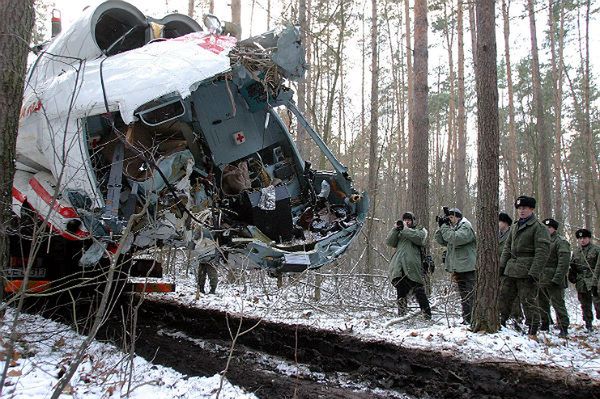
[2,260,599,398]
[158,262,600,380]
[0,308,257,399]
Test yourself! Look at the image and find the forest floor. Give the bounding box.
[2,262,600,398]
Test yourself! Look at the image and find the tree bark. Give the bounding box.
[501,0,519,206]
[471,0,500,333]
[409,0,429,230]
[527,0,552,218]
[0,0,35,314]
[404,0,414,166]
[548,0,565,223]
[365,0,379,280]
[456,0,467,210]
[188,0,194,18]
[231,0,241,39]
[297,0,308,156]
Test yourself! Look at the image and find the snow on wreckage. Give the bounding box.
[7,0,368,295]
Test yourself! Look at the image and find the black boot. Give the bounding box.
[414,287,431,320]
[540,321,549,332]
[558,326,568,338]
[586,321,593,332]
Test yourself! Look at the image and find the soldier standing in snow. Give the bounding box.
[435,208,476,325]
[386,212,432,319]
[538,218,570,337]
[499,196,550,336]
[499,212,523,324]
[569,228,600,332]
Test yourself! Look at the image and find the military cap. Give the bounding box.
[401,212,415,221]
[542,218,559,230]
[499,212,513,225]
[576,228,592,239]
[515,195,536,209]
[448,208,463,218]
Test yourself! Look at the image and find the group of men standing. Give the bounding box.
[386,195,600,338]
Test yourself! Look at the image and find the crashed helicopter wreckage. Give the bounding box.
[8,0,368,294]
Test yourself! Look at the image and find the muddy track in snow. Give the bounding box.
[101,297,599,399]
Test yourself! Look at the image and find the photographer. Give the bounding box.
[434,207,476,325]
[386,212,432,319]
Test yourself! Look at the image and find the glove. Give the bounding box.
[592,286,599,297]
[567,268,577,284]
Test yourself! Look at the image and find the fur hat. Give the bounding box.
[448,208,462,218]
[499,212,513,225]
[514,195,536,209]
[401,212,415,221]
[543,218,559,230]
[576,228,592,239]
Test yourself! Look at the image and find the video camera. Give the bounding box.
[395,219,404,230]
[436,206,450,227]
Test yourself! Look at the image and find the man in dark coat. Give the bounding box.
[499,212,523,323]
[386,212,432,319]
[538,218,570,337]
[499,196,550,336]
[569,228,600,332]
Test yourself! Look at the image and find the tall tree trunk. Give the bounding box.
[365,0,379,280]
[188,0,194,18]
[468,1,477,70]
[471,0,500,333]
[502,0,519,205]
[456,0,467,209]
[231,0,241,39]
[0,0,35,313]
[404,0,414,164]
[409,0,429,229]
[527,0,552,218]
[297,0,308,156]
[444,2,456,205]
[548,0,565,222]
[581,0,600,230]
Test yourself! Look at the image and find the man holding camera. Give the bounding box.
[386,212,432,319]
[499,196,550,336]
[434,208,476,324]
[569,228,600,332]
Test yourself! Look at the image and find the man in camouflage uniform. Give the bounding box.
[386,212,432,319]
[499,212,523,323]
[569,228,600,331]
[435,208,476,324]
[499,196,550,336]
[538,218,570,337]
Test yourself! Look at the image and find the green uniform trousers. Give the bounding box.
[577,290,600,323]
[499,276,539,328]
[538,283,569,328]
[198,262,218,293]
